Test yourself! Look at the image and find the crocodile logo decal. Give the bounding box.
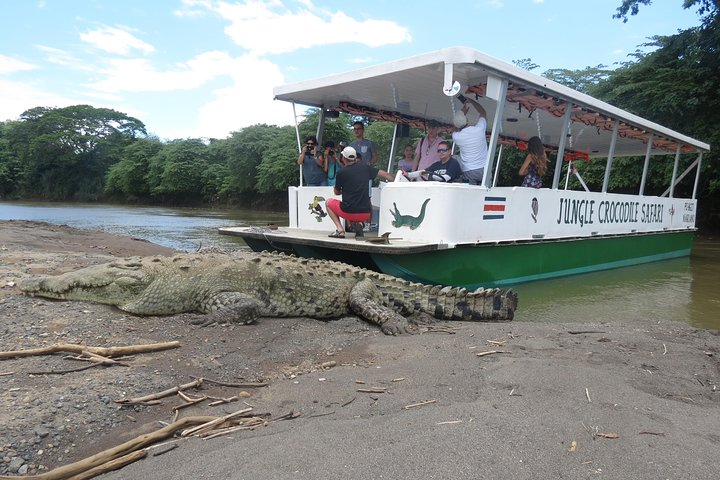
[308,196,327,222]
[390,198,430,230]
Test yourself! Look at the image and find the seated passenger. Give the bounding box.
[409,141,462,182]
[325,146,395,238]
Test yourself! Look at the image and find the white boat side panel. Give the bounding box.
[375,183,696,244]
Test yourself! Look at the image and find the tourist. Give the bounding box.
[325,146,394,238]
[412,119,444,172]
[418,140,462,182]
[297,135,326,186]
[323,141,342,187]
[397,145,414,173]
[451,96,488,185]
[349,121,377,165]
[519,136,549,188]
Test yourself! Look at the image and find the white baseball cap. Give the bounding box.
[341,146,357,159]
[453,112,468,129]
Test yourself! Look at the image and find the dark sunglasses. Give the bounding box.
[437,148,449,152]
[306,143,315,146]
[353,127,364,131]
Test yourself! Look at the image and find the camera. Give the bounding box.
[328,149,335,155]
[456,94,468,104]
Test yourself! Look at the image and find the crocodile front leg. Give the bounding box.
[348,278,415,335]
[191,292,263,327]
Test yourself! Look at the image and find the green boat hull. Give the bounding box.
[241,230,693,289]
[370,231,694,288]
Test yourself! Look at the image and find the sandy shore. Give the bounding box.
[0,220,718,479]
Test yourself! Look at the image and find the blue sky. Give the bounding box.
[0,0,703,140]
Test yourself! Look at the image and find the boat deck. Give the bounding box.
[219,226,442,254]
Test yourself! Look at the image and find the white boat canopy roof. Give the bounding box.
[274,46,710,159]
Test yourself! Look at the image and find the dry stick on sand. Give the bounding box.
[115,378,204,406]
[357,387,387,393]
[28,364,104,376]
[403,399,437,410]
[0,415,216,480]
[180,407,254,437]
[476,350,508,357]
[189,375,268,388]
[0,341,180,360]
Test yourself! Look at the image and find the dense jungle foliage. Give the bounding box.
[0,1,717,227]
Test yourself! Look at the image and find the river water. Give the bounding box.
[1,201,718,330]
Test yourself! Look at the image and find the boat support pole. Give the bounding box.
[483,78,508,188]
[292,102,303,185]
[316,107,326,148]
[388,124,399,172]
[492,143,504,187]
[669,145,681,198]
[692,152,703,200]
[661,151,700,198]
[551,102,573,189]
[639,133,654,196]
[601,120,619,193]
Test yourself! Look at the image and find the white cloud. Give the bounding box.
[0,55,37,74]
[80,25,155,56]
[85,50,238,93]
[210,0,411,56]
[192,56,292,138]
[35,45,87,68]
[0,79,80,120]
[174,0,214,17]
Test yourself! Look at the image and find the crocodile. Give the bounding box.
[20,251,517,335]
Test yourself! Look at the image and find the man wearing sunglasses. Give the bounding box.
[410,140,462,182]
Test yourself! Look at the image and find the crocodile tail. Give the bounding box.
[416,198,431,223]
[421,285,517,321]
[373,274,517,321]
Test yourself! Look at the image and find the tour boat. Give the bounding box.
[220,47,709,289]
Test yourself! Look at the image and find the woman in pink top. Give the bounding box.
[412,120,444,172]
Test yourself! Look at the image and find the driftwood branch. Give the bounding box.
[180,407,254,437]
[0,415,215,480]
[0,341,180,360]
[189,375,268,388]
[67,450,147,480]
[115,378,204,405]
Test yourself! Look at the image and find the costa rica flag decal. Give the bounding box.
[483,196,506,220]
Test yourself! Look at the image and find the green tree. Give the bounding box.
[9,105,146,200]
[255,125,301,192]
[0,121,23,198]
[613,0,717,22]
[223,124,281,195]
[594,2,719,198]
[105,137,163,200]
[146,139,210,203]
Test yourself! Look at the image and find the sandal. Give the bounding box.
[328,230,345,238]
